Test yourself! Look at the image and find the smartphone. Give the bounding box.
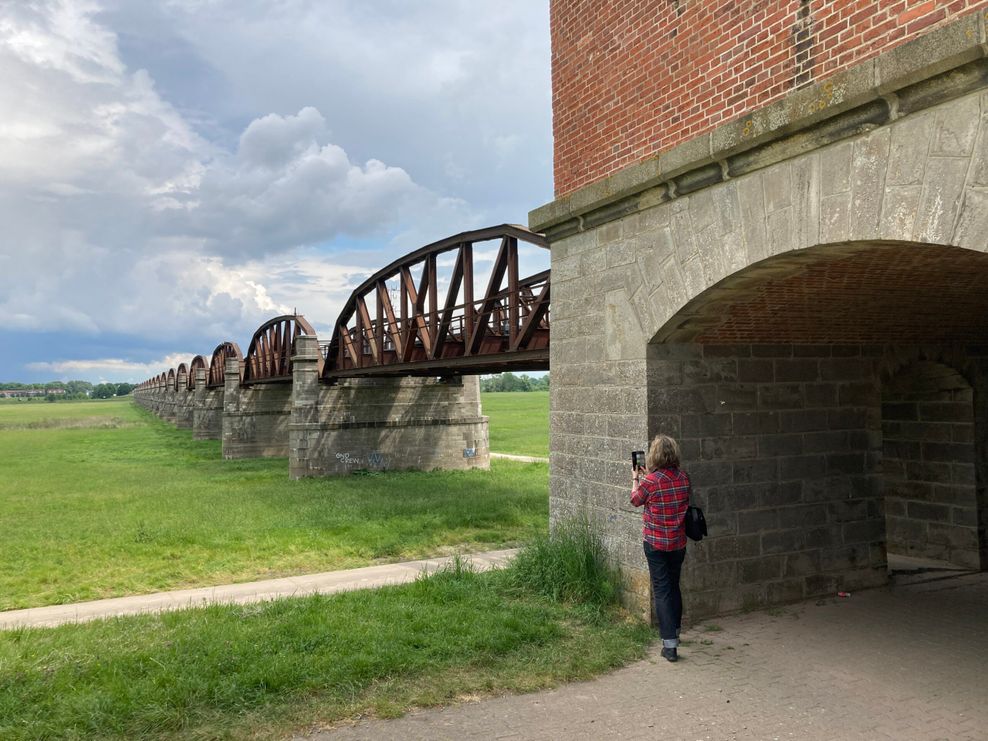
[631,450,645,470]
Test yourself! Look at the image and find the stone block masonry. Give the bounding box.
[882,360,981,568]
[192,366,223,441]
[552,328,988,623]
[134,337,491,477]
[222,357,293,459]
[173,388,194,429]
[289,337,489,478]
[557,340,896,620]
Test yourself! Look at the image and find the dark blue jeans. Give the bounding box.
[643,542,686,646]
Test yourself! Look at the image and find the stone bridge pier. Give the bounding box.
[288,336,489,477]
[173,366,193,429]
[133,338,490,474]
[221,356,294,459]
[531,17,988,622]
[192,367,222,441]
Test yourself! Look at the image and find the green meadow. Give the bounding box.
[0,392,655,739]
[0,395,549,610]
[483,391,549,457]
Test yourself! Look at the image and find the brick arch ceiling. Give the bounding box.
[657,242,988,344]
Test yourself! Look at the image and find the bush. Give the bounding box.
[505,518,620,608]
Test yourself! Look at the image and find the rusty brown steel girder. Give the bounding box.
[187,355,206,390]
[242,314,320,385]
[175,363,188,392]
[323,224,549,380]
[207,342,243,388]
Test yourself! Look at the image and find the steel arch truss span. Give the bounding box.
[207,342,243,388]
[188,355,206,389]
[323,224,549,380]
[243,315,319,385]
[175,363,188,392]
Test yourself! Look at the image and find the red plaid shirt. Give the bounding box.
[630,467,691,551]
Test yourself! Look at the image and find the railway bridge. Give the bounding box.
[134,224,549,476]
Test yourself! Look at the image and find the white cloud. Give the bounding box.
[27,352,195,383]
[0,0,478,349]
[166,106,462,258]
[1,0,122,83]
[237,106,326,170]
[102,0,552,211]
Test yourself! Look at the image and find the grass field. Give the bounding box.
[0,557,651,740]
[0,396,137,425]
[0,395,654,739]
[481,391,549,457]
[0,397,548,610]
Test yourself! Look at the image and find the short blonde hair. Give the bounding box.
[646,433,680,471]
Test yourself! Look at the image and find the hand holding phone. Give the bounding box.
[631,450,645,471]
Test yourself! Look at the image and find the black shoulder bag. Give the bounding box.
[684,504,707,542]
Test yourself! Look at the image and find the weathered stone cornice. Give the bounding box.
[530,13,988,240]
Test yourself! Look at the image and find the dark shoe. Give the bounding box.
[661,647,678,663]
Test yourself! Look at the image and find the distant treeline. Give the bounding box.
[480,372,549,393]
[0,381,134,400]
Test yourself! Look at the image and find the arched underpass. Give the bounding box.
[647,241,988,617]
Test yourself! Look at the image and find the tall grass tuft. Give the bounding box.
[505,518,620,608]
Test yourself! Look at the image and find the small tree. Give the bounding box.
[92,383,116,399]
[480,372,549,392]
[65,380,93,397]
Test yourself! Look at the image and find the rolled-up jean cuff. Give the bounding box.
[662,638,679,649]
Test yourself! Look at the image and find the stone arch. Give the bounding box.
[650,240,988,345]
[641,237,988,617]
[877,345,985,392]
[623,87,988,346]
[629,95,988,616]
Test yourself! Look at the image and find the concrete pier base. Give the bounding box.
[289,337,489,478]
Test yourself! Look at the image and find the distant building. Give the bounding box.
[0,388,66,398]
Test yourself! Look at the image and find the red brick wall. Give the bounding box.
[551,0,988,197]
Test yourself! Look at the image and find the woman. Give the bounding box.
[630,433,691,662]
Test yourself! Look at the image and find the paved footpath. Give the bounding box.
[490,453,549,463]
[308,569,988,741]
[0,549,517,629]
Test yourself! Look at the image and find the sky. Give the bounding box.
[0,0,552,384]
